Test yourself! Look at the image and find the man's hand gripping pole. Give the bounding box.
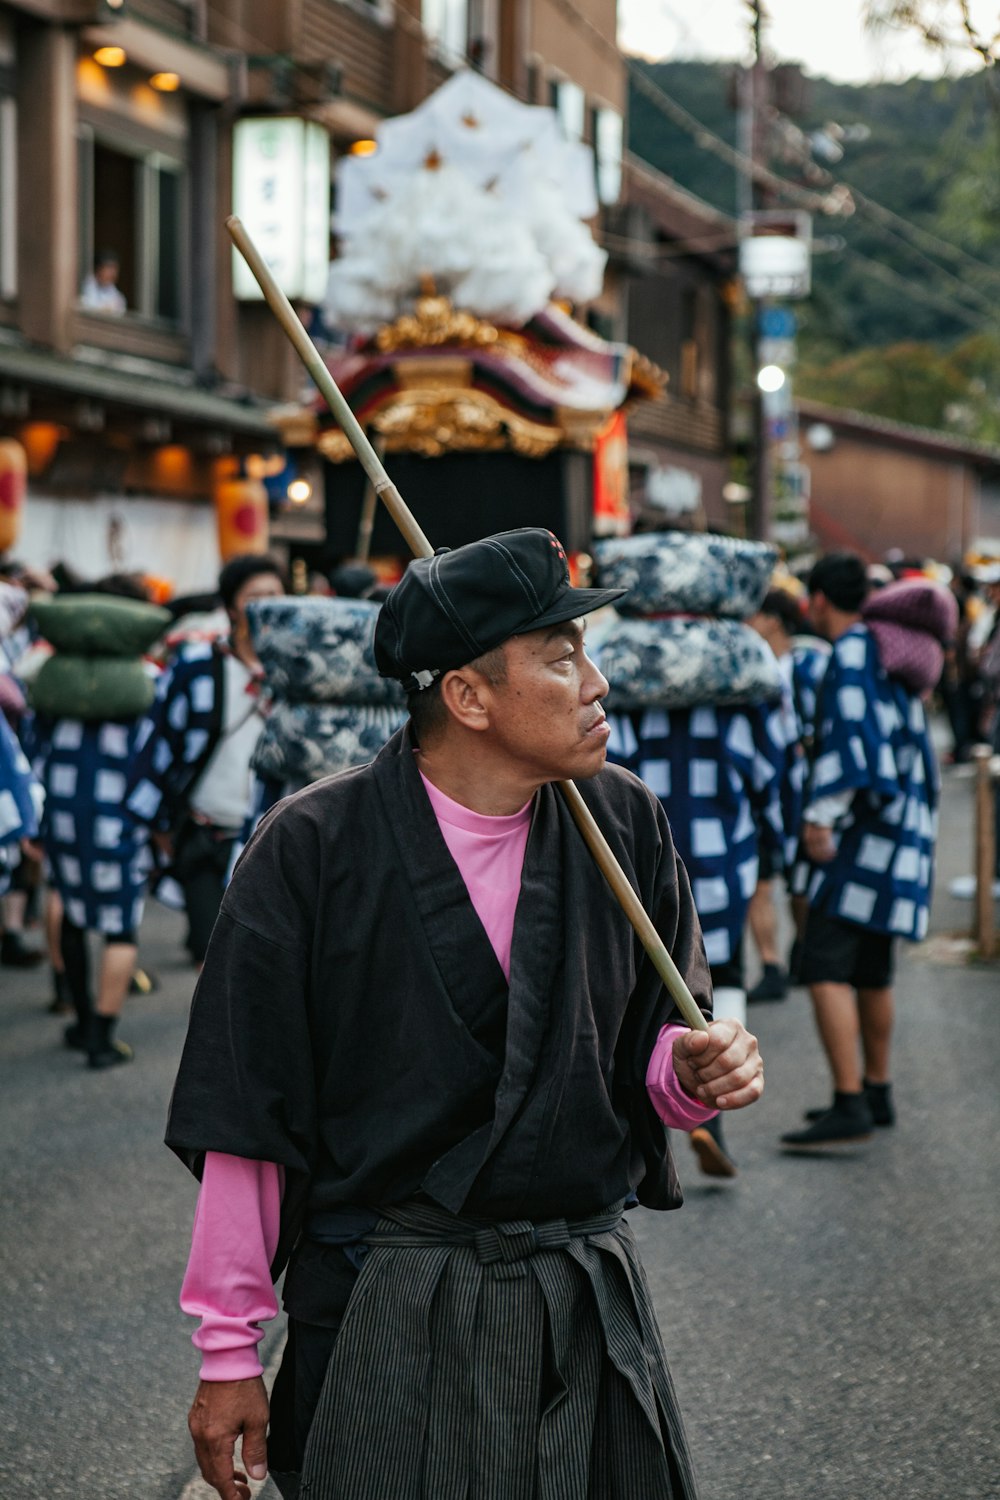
[225,215,708,1033]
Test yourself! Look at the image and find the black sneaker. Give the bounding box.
[804,1080,895,1127]
[87,1039,134,1070]
[689,1115,738,1178]
[782,1093,873,1148]
[748,964,788,1003]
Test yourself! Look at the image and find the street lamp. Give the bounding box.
[757,363,786,393]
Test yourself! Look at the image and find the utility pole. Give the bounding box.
[738,1,770,541]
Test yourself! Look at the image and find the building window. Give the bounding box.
[595,107,622,205]
[422,0,469,59]
[78,126,186,324]
[551,79,585,142]
[0,94,15,300]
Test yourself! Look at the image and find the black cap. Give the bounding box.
[374,528,625,691]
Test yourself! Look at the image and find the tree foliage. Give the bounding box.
[628,61,1000,350]
[797,333,1000,441]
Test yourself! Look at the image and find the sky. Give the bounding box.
[617,0,996,83]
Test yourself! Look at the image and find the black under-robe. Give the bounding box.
[166,723,714,1498]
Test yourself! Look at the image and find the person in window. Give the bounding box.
[80,250,127,314]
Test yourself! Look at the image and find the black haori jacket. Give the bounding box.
[165,724,713,1274]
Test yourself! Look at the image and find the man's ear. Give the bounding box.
[439,668,492,732]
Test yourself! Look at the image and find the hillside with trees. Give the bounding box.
[627,60,1000,442]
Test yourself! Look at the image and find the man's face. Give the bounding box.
[477,620,611,783]
[96,261,119,286]
[230,570,284,633]
[748,610,787,656]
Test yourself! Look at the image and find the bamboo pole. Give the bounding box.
[354,436,385,562]
[226,216,708,1032]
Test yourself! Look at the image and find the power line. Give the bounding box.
[846,201,1000,317]
[844,246,985,332]
[846,180,1000,284]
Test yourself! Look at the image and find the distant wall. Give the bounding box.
[805,434,979,565]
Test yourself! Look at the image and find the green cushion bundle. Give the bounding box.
[30,594,171,657]
[31,655,156,721]
[28,593,170,722]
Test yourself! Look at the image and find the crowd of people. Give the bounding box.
[1,537,997,1092]
[3,527,999,1500]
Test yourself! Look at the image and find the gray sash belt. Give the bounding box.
[298,1199,699,1500]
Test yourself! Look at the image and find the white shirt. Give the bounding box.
[188,655,265,832]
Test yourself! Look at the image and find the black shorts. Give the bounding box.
[756,845,782,883]
[799,905,895,989]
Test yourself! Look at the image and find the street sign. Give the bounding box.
[758,336,796,368]
[758,306,797,340]
[740,211,812,300]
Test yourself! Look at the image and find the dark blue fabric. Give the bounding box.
[36,716,148,933]
[802,624,938,941]
[0,712,42,896]
[125,642,224,831]
[607,704,788,966]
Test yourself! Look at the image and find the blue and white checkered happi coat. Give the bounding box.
[804,624,938,942]
[0,713,43,897]
[36,717,149,933]
[790,638,829,745]
[126,642,224,831]
[607,705,787,967]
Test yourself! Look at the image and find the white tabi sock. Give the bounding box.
[712,986,747,1029]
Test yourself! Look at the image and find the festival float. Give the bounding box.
[274,71,662,571]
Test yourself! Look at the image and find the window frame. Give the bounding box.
[77,116,190,329]
[0,92,15,302]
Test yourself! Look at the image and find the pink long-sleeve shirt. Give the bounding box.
[182,776,714,1379]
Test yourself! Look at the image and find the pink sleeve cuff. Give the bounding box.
[179,1152,284,1381]
[646,1023,718,1130]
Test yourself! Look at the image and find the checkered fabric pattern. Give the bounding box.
[0,712,42,897]
[36,716,149,933]
[802,624,938,941]
[125,642,224,832]
[790,639,829,743]
[607,704,788,966]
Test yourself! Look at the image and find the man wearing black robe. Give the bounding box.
[168,528,764,1500]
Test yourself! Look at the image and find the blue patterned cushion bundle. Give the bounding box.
[251,701,406,782]
[598,616,782,711]
[247,597,404,706]
[594,532,777,619]
[247,597,406,783]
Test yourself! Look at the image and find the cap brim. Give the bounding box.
[512,585,627,635]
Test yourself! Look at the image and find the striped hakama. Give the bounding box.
[277,1200,697,1500]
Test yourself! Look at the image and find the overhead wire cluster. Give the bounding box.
[550,0,1000,335]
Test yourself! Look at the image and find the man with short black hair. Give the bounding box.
[168,528,764,1500]
[781,551,939,1149]
[126,554,285,963]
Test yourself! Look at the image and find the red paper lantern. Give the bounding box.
[214,460,269,561]
[0,439,27,554]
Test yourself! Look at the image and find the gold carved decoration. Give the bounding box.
[373,289,524,356]
[626,351,668,403]
[317,387,561,462]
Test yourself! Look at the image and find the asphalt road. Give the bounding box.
[1,756,997,1500]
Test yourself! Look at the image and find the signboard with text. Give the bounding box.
[232,117,331,303]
